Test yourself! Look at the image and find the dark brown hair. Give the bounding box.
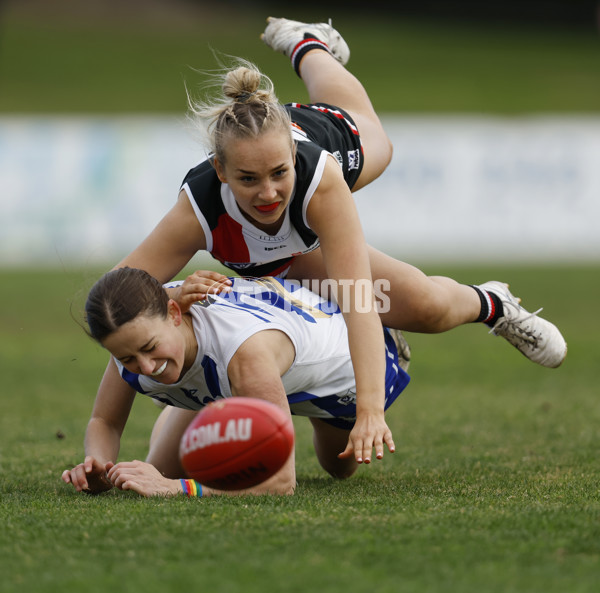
[85,267,169,343]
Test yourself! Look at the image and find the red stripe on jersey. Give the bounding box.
[211,214,250,264]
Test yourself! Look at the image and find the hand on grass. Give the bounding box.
[61,456,113,494]
[338,410,395,464]
[106,460,181,497]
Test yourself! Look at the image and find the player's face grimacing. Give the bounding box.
[101,306,188,384]
[215,129,296,233]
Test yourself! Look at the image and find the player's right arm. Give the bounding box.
[116,190,234,311]
[114,190,208,284]
[106,332,297,498]
[61,358,136,494]
[223,330,298,496]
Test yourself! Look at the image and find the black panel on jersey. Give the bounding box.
[287,140,321,249]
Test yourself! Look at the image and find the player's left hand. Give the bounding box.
[61,455,113,494]
[106,460,181,497]
[337,410,395,464]
[168,270,232,313]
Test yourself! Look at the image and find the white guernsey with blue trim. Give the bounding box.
[114,276,409,429]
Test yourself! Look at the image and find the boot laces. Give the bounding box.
[489,302,544,347]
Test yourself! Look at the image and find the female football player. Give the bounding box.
[61,267,411,497]
[112,17,566,468]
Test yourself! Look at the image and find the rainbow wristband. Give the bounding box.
[180,478,203,498]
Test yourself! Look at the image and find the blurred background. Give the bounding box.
[1,6,598,591]
[1,0,599,267]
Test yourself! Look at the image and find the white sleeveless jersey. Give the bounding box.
[115,277,409,427]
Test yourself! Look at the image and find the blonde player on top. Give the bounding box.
[111,17,567,468]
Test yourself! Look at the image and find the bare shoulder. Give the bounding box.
[166,189,206,235]
[227,330,295,400]
[317,154,348,192]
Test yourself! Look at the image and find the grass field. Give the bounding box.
[1,264,598,592]
[1,2,599,590]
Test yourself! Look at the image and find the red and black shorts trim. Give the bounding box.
[285,102,364,190]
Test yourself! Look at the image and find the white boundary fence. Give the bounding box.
[1,115,599,266]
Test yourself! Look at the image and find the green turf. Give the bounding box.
[1,2,598,590]
[1,264,598,592]
[1,4,599,114]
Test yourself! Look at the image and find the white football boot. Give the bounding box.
[478,281,567,368]
[389,329,411,373]
[261,17,350,65]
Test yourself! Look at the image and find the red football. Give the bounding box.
[179,397,295,491]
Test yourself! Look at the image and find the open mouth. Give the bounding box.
[151,361,167,377]
[255,202,280,213]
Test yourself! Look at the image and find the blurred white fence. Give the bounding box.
[1,115,599,267]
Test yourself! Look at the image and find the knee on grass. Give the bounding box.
[318,456,359,480]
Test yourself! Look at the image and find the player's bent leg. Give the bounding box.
[289,246,482,332]
[261,17,392,189]
[290,248,566,366]
[310,417,359,479]
[146,407,198,478]
[367,246,482,331]
[298,53,392,189]
[351,119,394,190]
